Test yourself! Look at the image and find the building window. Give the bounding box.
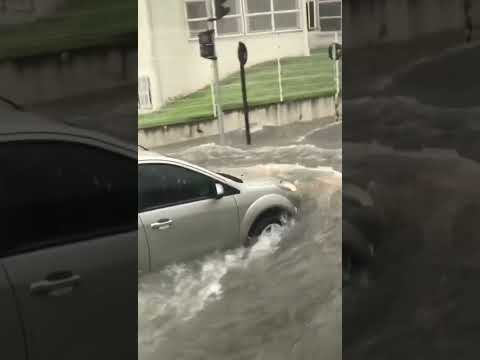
[245,0,301,33]
[185,0,301,38]
[216,0,243,36]
[318,0,341,32]
[185,0,209,38]
[138,76,152,110]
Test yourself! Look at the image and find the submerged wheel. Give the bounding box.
[246,212,286,247]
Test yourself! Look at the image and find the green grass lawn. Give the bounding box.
[139,48,341,129]
[0,0,136,60]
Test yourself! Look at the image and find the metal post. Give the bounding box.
[334,32,340,97]
[334,31,340,121]
[212,60,225,144]
[210,83,217,117]
[207,0,225,145]
[240,63,251,145]
[302,0,311,56]
[277,36,284,103]
[277,58,284,102]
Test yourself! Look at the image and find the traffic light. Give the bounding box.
[198,30,216,60]
[214,0,230,20]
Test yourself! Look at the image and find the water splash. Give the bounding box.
[139,221,294,353]
[139,124,342,360]
[170,143,342,171]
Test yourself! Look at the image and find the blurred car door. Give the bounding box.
[0,265,27,359]
[0,140,137,360]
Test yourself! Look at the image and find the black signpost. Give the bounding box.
[238,42,251,145]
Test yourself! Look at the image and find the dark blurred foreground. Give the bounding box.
[343,17,480,360]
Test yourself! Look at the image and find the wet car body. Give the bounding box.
[1,110,137,359]
[138,149,301,273]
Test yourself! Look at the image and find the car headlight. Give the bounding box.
[279,180,297,192]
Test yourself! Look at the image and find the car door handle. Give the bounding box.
[30,271,81,296]
[151,219,173,230]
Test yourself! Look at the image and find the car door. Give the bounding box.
[0,140,137,360]
[0,264,27,360]
[138,162,240,271]
[138,216,150,275]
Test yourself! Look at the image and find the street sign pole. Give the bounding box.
[334,32,340,102]
[238,42,251,145]
[212,55,225,145]
[206,1,225,145]
[329,32,341,122]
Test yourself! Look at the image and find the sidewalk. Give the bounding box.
[153,116,341,154]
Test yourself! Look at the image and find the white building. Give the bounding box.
[138,0,341,113]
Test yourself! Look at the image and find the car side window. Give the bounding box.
[138,164,216,212]
[0,141,137,257]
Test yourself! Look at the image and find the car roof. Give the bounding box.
[1,109,136,154]
[1,110,73,134]
[138,148,170,161]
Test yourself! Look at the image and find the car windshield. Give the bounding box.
[216,172,243,183]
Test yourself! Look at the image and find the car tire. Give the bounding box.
[246,213,286,247]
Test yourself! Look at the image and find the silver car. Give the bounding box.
[1,110,137,360]
[138,149,301,273]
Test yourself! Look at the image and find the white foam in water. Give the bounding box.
[140,129,342,358]
[295,121,341,143]
[226,162,342,179]
[171,143,341,169]
[138,221,292,352]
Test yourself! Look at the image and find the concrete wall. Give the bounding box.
[0,46,137,106]
[139,0,310,113]
[139,96,339,147]
[308,30,341,49]
[343,0,479,48]
[0,0,66,24]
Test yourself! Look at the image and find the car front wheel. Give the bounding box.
[246,212,288,247]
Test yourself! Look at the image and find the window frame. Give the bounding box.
[0,138,137,259]
[214,0,244,37]
[244,0,302,35]
[138,76,153,110]
[138,161,240,213]
[184,0,210,39]
[317,0,342,33]
[185,0,303,41]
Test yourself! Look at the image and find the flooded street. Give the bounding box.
[343,42,480,359]
[138,120,342,360]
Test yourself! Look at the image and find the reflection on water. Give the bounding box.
[138,129,342,360]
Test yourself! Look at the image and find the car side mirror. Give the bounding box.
[214,183,225,199]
